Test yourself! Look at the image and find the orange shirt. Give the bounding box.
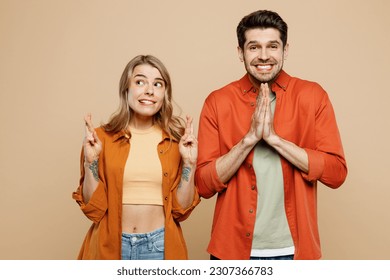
[72,128,200,259]
[195,71,347,259]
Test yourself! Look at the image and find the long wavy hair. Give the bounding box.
[103,55,185,141]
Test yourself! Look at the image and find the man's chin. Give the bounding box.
[255,71,282,84]
[248,71,280,87]
[253,75,274,84]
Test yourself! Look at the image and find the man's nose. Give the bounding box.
[257,48,269,60]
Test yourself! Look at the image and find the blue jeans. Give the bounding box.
[250,254,294,260]
[121,227,165,260]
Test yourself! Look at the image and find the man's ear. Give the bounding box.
[283,43,289,59]
[237,46,244,62]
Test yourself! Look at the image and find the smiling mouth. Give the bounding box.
[255,64,273,71]
[139,99,156,105]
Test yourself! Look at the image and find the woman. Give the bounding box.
[72,55,200,260]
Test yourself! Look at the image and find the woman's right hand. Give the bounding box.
[83,113,102,164]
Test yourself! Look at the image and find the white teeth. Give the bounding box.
[139,100,154,105]
[257,65,272,70]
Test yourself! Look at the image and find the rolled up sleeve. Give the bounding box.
[301,89,347,188]
[196,95,228,198]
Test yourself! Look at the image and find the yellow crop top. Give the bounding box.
[122,125,163,205]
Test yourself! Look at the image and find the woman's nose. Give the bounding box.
[145,84,154,95]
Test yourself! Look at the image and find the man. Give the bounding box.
[195,10,347,260]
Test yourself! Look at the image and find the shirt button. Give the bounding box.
[251,185,256,190]
[249,209,254,213]
[165,197,168,200]
[250,102,255,107]
[252,89,256,93]
[246,233,251,237]
[247,163,252,169]
[159,150,163,154]
[164,172,168,177]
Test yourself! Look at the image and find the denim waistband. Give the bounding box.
[122,227,164,240]
[121,227,165,259]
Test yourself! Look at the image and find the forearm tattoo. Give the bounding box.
[88,159,99,182]
[181,166,191,183]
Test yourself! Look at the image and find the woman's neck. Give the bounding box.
[129,117,154,131]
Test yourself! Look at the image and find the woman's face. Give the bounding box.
[127,64,166,127]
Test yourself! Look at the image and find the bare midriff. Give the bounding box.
[122,204,165,233]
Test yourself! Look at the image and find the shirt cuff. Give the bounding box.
[301,149,324,182]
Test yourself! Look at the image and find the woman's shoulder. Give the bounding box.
[95,126,108,137]
[95,126,126,142]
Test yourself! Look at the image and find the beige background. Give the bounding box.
[0,0,389,260]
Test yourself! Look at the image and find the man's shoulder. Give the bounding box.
[207,76,245,98]
[214,80,240,92]
[286,74,326,95]
[285,75,329,105]
[288,74,322,88]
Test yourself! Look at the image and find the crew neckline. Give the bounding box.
[130,125,161,135]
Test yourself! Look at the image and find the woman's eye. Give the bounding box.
[155,82,164,88]
[136,80,145,86]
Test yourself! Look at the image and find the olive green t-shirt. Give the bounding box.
[251,91,294,256]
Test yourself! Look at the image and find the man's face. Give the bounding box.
[238,28,288,87]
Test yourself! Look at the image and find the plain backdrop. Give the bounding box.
[0,0,389,260]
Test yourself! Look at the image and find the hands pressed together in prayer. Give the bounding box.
[248,83,279,146]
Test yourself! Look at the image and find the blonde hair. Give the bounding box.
[103,55,184,141]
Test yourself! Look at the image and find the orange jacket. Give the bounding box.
[195,71,347,259]
[73,127,200,259]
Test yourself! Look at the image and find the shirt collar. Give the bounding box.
[239,70,291,95]
[112,130,128,142]
[239,74,257,96]
[271,70,291,92]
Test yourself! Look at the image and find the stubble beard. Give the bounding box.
[246,62,283,86]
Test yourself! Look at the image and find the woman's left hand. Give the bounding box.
[179,115,198,166]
